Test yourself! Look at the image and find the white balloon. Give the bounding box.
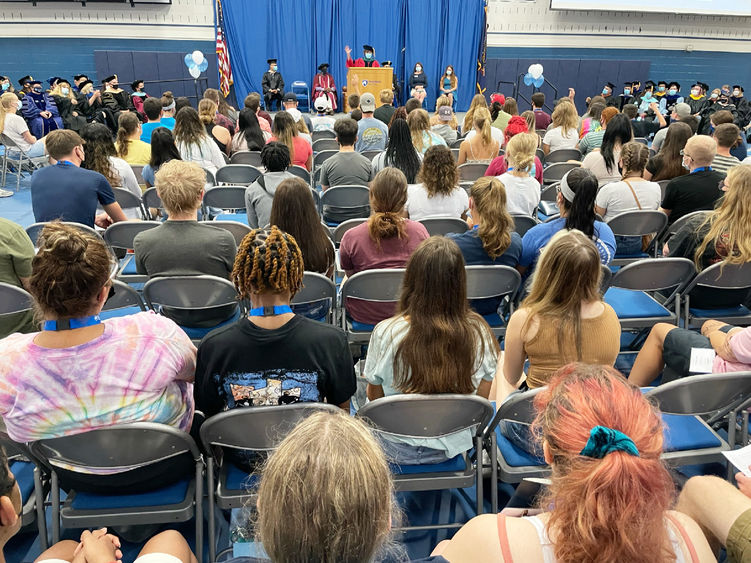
[189,65,201,78]
[529,64,544,80]
[192,50,205,65]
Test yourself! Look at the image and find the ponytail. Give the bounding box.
[367,168,408,248]
[470,177,512,259]
[115,112,140,159]
[561,168,598,238]
[506,133,537,174]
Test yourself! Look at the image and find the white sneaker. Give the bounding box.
[0,189,13,198]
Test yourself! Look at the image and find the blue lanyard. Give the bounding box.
[43,315,101,331]
[248,305,293,317]
[692,166,712,173]
[56,160,75,167]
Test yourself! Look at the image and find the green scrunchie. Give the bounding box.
[580,425,639,459]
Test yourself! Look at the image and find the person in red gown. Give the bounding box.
[313,63,338,112]
[345,44,380,68]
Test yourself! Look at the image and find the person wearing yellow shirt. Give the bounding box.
[115,111,151,166]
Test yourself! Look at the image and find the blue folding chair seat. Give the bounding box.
[495,426,546,468]
[179,308,241,340]
[215,213,248,224]
[70,477,191,510]
[99,306,143,320]
[604,287,672,319]
[390,454,467,475]
[223,463,260,492]
[120,256,138,275]
[482,312,504,328]
[10,460,35,505]
[661,414,724,453]
[688,305,751,320]
[350,320,376,332]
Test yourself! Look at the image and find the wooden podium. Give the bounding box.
[345,67,393,111]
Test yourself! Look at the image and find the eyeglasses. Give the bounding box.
[679,150,692,159]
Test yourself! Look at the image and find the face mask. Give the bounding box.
[602,88,609,95]
[61,87,70,95]
[734,90,741,97]
[1,83,7,91]
[415,66,422,72]
[711,92,719,99]
[658,86,666,92]
[682,157,691,171]
[16,101,22,110]
[691,89,699,96]
[643,92,653,99]
[112,83,119,89]
[271,65,277,72]
[668,89,677,96]
[446,70,452,75]
[364,52,373,60]
[33,87,42,93]
[624,88,631,96]
[720,98,729,105]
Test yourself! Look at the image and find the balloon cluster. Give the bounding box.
[523,64,544,88]
[184,51,209,79]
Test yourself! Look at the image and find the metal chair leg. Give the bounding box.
[33,466,48,550]
[51,471,60,544]
[195,460,204,563]
[207,458,216,563]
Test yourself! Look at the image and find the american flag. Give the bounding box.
[216,0,233,98]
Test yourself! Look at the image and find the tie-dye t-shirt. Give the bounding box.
[0,312,196,443]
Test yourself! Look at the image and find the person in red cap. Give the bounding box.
[345,44,380,68]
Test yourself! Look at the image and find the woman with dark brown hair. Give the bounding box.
[364,235,499,464]
[406,144,468,220]
[269,177,334,276]
[644,121,693,181]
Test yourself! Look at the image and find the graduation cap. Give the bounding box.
[657,80,668,86]
[644,80,656,89]
[363,44,374,52]
[267,58,277,65]
[47,76,62,87]
[131,79,144,90]
[18,75,33,86]
[733,85,744,92]
[29,79,42,86]
[74,74,88,81]
[668,81,681,90]
[79,80,93,90]
[317,63,329,72]
[382,60,393,66]
[699,82,709,92]
[605,82,615,89]
[102,74,117,84]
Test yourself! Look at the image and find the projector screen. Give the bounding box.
[550,0,751,16]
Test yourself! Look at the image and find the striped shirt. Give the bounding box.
[712,154,741,175]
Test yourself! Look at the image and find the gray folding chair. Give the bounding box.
[606,210,668,264]
[341,268,405,344]
[450,147,460,161]
[682,262,751,328]
[230,151,263,167]
[357,394,494,531]
[287,165,312,185]
[483,388,549,511]
[204,168,216,187]
[320,185,370,226]
[25,221,102,248]
[657,179,671,201]
[215,164,261,186]
[130,165,145,186]
[535,148,545,165]
[0,282,33,318]
[458,163,487,182]
[542,162,580,185]
[544,148,581,164]
[333,218,367,245]
[657,210,711,250]
[200,404,340,562]
[99,279,147,320]
[102,221,161,284]
[419,217,468,236]
[604,257,695,330]
[142,187,163,219]
[600,264,613,295]
[0,132,48,191]
[450,138,464,149]
[634,137,649,146]
[645,372,751,467]
[111,187,148,220]
[313,149,338,170]
[312,129,336,142]
[511,214,538,237]
[361,150,381,161]
[203,185,248,222]
[537,183,560,218]
[211,220,252,246]
[30,424,203,560]
[312,138,339,153]
[292,271,337,323]
[465,265,521,337]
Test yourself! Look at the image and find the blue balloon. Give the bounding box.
[184,54,196,69]
[523,73,534,86]
[198,59,209,72]
[533,76,545,88]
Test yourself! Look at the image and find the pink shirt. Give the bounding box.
[0,312,196,443]
[268,135,312,170]
[340,220,429,325]
[714,327,751,373]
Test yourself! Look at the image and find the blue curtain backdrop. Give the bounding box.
[220,0,485,111]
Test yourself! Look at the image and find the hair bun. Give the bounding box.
[39,227,89,264]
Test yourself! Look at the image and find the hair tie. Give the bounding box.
[580,425,639,459]
[559,171,576,202]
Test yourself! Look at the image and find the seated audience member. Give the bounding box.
[21,79,62,138]
[643,121,693,182]
[542,100,579,154]
[371,118,422,182]
[159,91,178,128]
[485,127,544,186]
[364,236,498,464]
[244,92,272,134]
[0,222,196,443]
[348,93,361,114]
[595,141,661,255]
[199,99,232,156]
[1,91,46,160]
[712,122,742,174]
[406,145,468,220]
[578,100,605,138]
[340,168,429,324]
[115,112,151,166]
[434,363,713,562]
[660,135,725,226]
[174,106,226,174]
[408,108,447,155]
[404,97,421,115]
[711,108,749,161]
[582,113,633,187]
[321,117,374,190]
[429,95,459,145]
[355,93,389,152]
[519,169,615,274]
[287,107,313,147]
[504,232,620,392]
[194,226,356,417]
[49,79,87,133]
[142,127,181,188]
[0,218,36,338]
[652,102,696,152]
[281,91,313,132]
[140,97,169,143]
[245,142,296,229]
[496,132,541,216]
[230,107,268,154]
[269,178,335,277]
[503,97,519,118]
[80,123,142,219]
[174,96,191,114]
[458,107,500,165]
[203,87,237,131]
[466,93,491,132]
[373,88,396,125]
[466,108,505,147]
[311,96,336,131]
[269,110,312,171]
[134,160,236,278]
[388,106,408,128]
[577,106,618,155]
[520,111,539,144]
[31,130,127,228]
[625,101,666,139]
[531,92,551,130]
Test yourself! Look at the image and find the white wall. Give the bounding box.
[0,0,214,40]
[487,0,751,53]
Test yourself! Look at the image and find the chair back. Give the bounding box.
[600,264,613,294]
[287,165,311,184]
[211,221,252,246]
[611,257,695,293]
[458,163,487,182]
[341,268,405,305]
[230,151,262,167]
[131,165,145,185]
[358,395,493,439]
[451,147,460,161]
[311,130,336,142]
[204,168,216,187]
[312,138,339,153]
[634,137,649,146]
[683,262,751,293]
[542,162,580,184]
[419,217,468,236]
[25,222,103,247]
[535,148,545,165]
[496,387,545,427]
[103,221,160,251]
[101,280,146,313]
[142,187,163,215]
[606,210,667,237]
[215,164,261,186]
[0,282,33,316]
[657,180,670,201]
[333,218,367,244]
[465,266,521,301]
[320,185,370,218]
[450,138,464,149]
[663,210,711,241]
[544,149,581,164]
[201,404,340,453]
[645,372,751,416]
[143,275,238,311]
[511,215,537,237]
[203,186,247,210]
[361,150,381,161]
[539,183,558,202]
[313,150,338,170]
[293,271,336,307]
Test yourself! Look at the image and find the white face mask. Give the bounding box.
[415,66,422,72]
[446,69,452,75]
[61,87,70,95]
[691,89,699,96]
[16,100,22,110]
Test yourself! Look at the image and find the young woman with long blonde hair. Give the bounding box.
[198,98,232,155]
[407,108,447,154]
[497,132,541,216]
[458,107,499,165]
[542,100,579,154]
[463,93,488,134]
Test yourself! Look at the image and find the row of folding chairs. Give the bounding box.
[0,133,49,192]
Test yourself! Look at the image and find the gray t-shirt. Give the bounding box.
[355,116,389,152]
[134,220,236,278]
[319,151,373,188]
[244,171,297,228]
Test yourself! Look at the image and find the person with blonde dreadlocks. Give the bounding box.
[193,226,356,418]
